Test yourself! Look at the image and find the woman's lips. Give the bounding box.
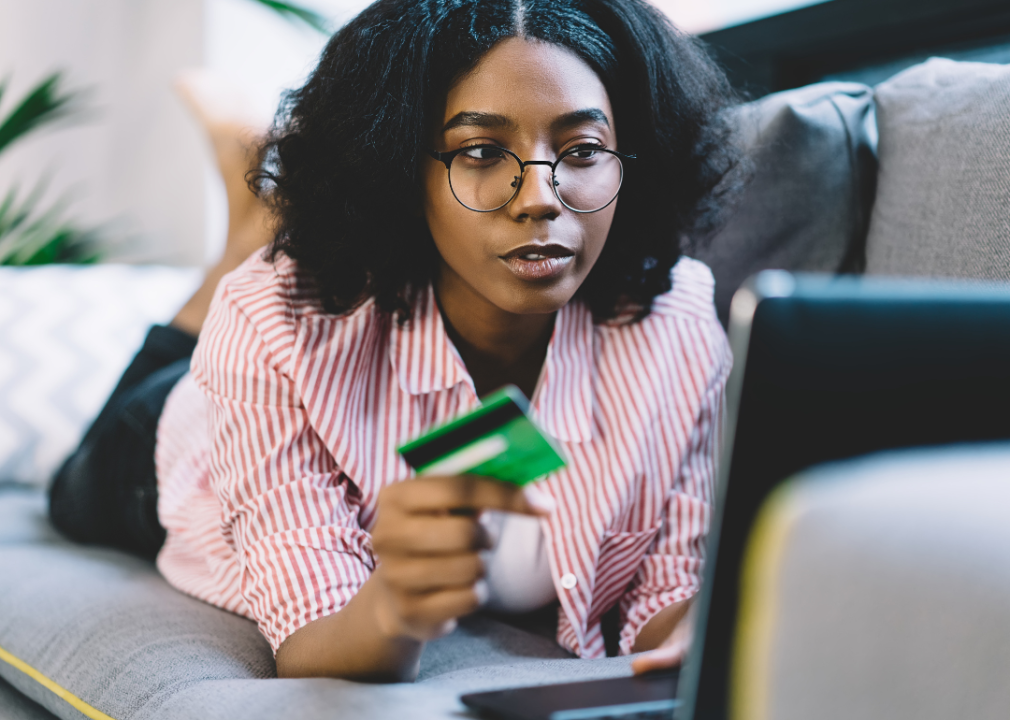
[500,244,575,281]
[502,254,574,280]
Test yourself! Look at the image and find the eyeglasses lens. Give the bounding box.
[448,148,522,212]
[553,150,623,212]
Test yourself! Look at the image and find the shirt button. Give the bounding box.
[561,573,578,590]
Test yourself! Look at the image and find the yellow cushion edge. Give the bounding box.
[729,481,804,720]
[0,643,116,720]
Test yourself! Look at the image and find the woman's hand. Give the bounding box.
[631,598,698,675]
[370,474,554,642]
[276,474,553,681]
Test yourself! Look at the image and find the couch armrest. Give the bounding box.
[734,444,1010,720]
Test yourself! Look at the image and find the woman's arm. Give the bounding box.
[621,322,732,667]
[632,596,692,654]
[631,598,696,674]
[275,573,424,681]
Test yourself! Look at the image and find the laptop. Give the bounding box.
[462,271,1010,720]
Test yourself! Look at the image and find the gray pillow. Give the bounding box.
[0,674,57,720]
[693,82,877,325]
[864,58,1010,279]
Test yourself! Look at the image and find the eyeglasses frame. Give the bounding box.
[427,144,635,214]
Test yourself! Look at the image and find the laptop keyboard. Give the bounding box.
[549,699,678,720]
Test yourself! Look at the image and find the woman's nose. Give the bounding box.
[509,164,562,220]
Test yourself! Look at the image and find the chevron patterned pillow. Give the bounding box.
[0,265,200,487]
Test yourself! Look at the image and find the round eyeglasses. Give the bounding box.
[428,144,634,214]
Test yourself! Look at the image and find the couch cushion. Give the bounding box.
[0,487,633,720]
[693,82,877,325]
[0,673,58,720]
[0,266,200,487]
[865,58,1010,279]
[734,444,1010,720]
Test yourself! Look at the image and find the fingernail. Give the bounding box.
[474,579,489,606]
[524,486,556,515]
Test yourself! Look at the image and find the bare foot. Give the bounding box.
[171,70,276,336]
[174,69,275,263]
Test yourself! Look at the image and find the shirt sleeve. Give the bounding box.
[191,279,374,654]
[617,327,731,656]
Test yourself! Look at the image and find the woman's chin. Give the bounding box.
[493,278,583,317]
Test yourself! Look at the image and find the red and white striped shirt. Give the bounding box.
[155,252,731,659]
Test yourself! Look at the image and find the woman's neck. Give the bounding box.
[434,268,556,400]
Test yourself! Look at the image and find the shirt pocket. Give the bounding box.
[591,525,662,618]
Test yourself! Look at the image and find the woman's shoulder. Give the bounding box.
[216,251,316,319]
[215,251,377,328]
[593,257,729,393]
[646,256,720,325]
[594,257,722,338]
[206,251,383,367]
[195,252,387,402]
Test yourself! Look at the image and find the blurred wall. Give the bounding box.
[654,0,830,33]
[0,0,361,267]
[0,0,205,265]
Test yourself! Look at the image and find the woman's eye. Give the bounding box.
[563,145,605,163]
[461,146,507,161]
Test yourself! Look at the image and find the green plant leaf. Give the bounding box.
[0,72,99,264]
[0,72,82,158]
[0,182,104,265]
[249,0,330,34]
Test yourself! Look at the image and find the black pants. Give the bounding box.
[48,325,197,562]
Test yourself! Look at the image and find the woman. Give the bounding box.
[51,0,739,683]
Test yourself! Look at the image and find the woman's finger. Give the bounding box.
[630,637,690,674]
[372,514,490,555]
[394,582,488,640]
[380,552,485,594]
[385,475,555,517]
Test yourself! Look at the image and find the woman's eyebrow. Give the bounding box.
[550,108,611,133]
[441,108,611,134]
[443,111,518,133]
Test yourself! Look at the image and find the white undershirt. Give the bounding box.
[480,510,557,613]
[476,358,559,613]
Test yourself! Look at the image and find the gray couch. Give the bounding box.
[2,57,1009,720]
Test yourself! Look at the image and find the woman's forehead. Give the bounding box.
[441,37,614,132]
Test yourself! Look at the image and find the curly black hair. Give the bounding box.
[255,0,741,323]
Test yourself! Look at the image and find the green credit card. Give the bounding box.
[397,385,566,485]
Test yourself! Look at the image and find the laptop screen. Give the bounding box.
[679,272,1010,720]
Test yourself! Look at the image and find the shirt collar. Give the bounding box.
[390,284,595,443]
[532,298,595,443]
[389,285,471,396]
